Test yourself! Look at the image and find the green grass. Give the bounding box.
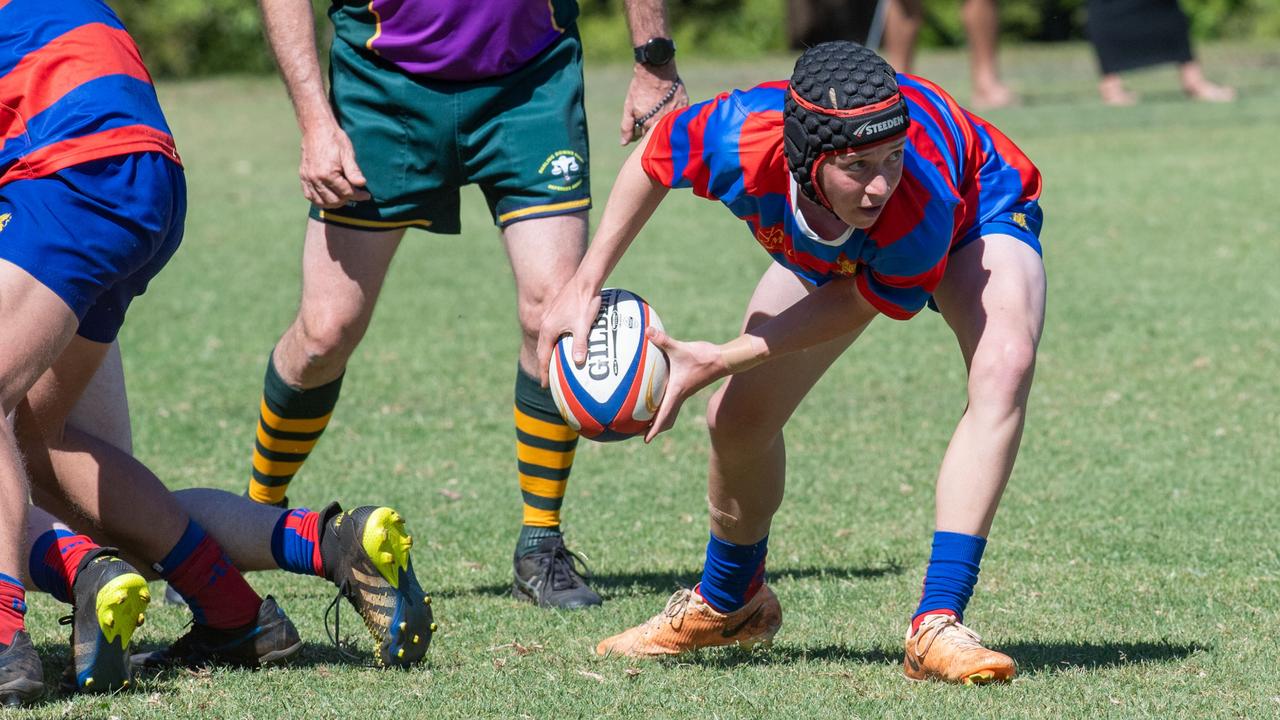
[15,41,1280,718]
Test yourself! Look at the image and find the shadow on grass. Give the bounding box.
[431,561,906,600]
[674,639,1208,674]
[119,639,395,677]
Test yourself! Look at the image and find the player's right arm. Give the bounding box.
[258,0,369,208]
[536,129,670,386]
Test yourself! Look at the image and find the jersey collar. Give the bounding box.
[789,175,853,247]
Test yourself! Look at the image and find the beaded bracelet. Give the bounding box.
[633,77,683,130]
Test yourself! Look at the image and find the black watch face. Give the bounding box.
[643,38,675,66]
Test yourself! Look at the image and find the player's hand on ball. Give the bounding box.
[536,282,604,387]
[299,121,371,208]
[642,326,729,443]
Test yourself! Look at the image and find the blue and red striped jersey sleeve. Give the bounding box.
[641,82,789,210]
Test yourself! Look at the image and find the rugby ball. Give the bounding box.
[549,288,669,442]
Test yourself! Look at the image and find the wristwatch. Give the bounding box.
[633,37,676,67]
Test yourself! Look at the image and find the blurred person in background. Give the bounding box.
[881,0,1018,108]
[1086,0,1235,105]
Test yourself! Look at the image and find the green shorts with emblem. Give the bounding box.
[312,28,591,233]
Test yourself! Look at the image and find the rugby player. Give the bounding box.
[538,41,1044,683]
[244,0,686,609]
[0,1,432,704]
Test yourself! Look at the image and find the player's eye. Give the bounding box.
[886,150,904,164]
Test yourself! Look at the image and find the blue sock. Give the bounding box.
[697,533,768,613]
[913,531,987,630]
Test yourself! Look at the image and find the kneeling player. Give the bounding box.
[539,41,1044,684]
[0,1,431,704]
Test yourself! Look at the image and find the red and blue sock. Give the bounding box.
[158,520,261,629]
[695,533,768,613]
[0,574,26,647]
[270,508,325,577]
[27,528,99,604]
[911,530,987,632]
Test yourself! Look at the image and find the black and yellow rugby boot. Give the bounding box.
[318,503,434,668]
[66,549,150,692]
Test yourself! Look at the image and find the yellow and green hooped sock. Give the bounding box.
[513,367,578,557]
[247,351,343,506]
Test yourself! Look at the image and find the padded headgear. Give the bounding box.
[784,41,910,209]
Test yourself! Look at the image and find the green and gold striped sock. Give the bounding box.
[513,367,578,557]
[246,352,343,506]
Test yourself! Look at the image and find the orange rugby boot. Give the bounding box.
[903,613,1016,684]
[595,585,782,658]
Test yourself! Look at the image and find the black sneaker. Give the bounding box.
[0,632,43,707]
[65,548,150,692]
[320,503,433,668]
[132,596,301,670]
[512,536,602,609]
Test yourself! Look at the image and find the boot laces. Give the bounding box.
[324,580,377,667]
[655,589,694,632]
[915,614,984,658]
[536,542,593,592]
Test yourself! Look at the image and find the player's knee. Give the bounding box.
[968,335,1037,411]
[706,388,780,456]
[295,308,367,367]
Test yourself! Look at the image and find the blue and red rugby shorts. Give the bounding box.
[0,151,185,343]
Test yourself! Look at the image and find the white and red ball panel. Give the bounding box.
[549,288,668,442]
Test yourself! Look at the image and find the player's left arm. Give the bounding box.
[620,0,689,145]
[642,276,879,441]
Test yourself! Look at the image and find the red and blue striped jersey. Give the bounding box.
[641,75,1042,319]
[0,0,179,188]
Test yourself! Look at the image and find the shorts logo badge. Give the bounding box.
[540,150,585,192]
[0,213,10,233]
[1011,212,1028,231]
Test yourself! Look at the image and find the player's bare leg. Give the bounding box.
[24,336,301,670]
[503,212,601,608]
[273,220,404,388]
[0,259,86,705]
[36,337,433,667]
[247,220,403,506]
[598,263,869,656]
[902,234,1044,684]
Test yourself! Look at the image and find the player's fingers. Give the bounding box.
[323,174,358,204]
[645,326,673,350]
[536,329,556,387]
[620,114,636,146]
[341,149,367,188]
[644,392,682,443]
[340,148,370,201]
[310,180,343,209]
[571,296,601,365]
[300,178,320,206]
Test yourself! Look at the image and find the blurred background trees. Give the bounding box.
[110,0,1280,78]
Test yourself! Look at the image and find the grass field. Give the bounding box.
[14,41,1280,718]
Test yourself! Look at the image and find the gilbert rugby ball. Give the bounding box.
[549,288,669,441]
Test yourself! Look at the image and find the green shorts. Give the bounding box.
[312,29,591,234]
